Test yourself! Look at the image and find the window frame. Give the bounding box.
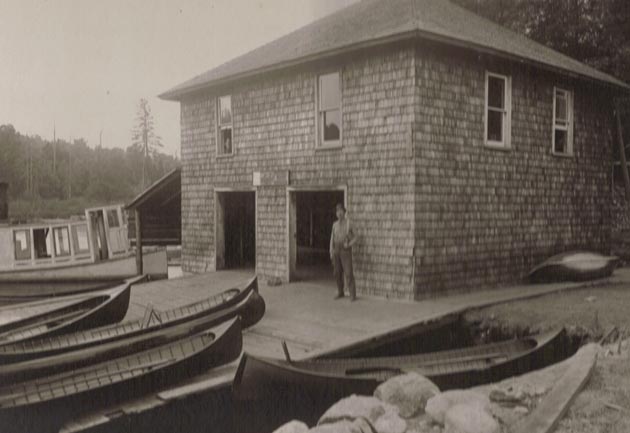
[71,223,91,255]
[316,71,343,149]
[216,94,234,157]
[484,71,512,149]
[13,229,32,261]
[53,226,72,258]
[552,87,574,156]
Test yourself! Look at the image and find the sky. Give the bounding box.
[0,0,359,157]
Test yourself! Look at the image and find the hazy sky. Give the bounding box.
[0,0,358,157]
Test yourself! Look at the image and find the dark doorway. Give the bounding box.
[216,191,255,270]
[289,190,344,281]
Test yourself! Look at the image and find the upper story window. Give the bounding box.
[217,95,233,156]
[318,72,341,147]
[485,72,512,148]
[553,88,573,155]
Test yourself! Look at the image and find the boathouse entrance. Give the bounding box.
[287,188,345,282]
[215,190,256,270]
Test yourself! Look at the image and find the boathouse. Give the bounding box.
[160,0,629,299]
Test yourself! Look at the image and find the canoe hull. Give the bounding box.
[232,329,567,428]
[0,276,260,363]
[0,318,243,433]
[528,251,620,283]
[0,283,132,345]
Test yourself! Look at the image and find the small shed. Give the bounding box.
[125,168,181,273]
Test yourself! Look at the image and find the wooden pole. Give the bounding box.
[615,103,630,202]
[135,208,143,275]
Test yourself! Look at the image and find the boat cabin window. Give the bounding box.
[13,229,31,260]
[53,226,71,257]
[71,224,90,254]
[106,209,120,228]
[33,228,52,259]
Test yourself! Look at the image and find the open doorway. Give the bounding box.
[216,191,256,270]
[288,189,345,282]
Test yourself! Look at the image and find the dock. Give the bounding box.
[61,269,604,432]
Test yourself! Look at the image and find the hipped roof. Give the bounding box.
[160,0,629,100]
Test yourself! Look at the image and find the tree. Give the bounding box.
[131,98,163,189]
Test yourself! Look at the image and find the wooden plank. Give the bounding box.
[511,344,598,433]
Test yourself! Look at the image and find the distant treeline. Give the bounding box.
[0,124,179,218]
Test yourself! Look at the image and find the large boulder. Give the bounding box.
[373,373,440,418]
[425,390,490,425]
[273,420,309,433]
[443,404,499,433]
[318,395,406,433]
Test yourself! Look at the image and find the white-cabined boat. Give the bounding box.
[0,204,167,298]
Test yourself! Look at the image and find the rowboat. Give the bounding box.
[528,251,620,283]
[0,317,243,433]
[233,328,567,423]
[0,204,167,299]
[0,275,260,363]
[0,279,134,345]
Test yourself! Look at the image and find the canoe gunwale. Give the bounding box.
[0,276,259,363]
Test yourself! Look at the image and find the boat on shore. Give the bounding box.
[0,317,243,433]
[528,251,620,283]
[233,328,567,418]
[0,279,135,346]
[0,276,260,363]
[0,204,167,299]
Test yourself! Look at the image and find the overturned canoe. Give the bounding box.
[0,275,261,363]
[0,279,133,346]
[0,317,243,433]
[528,251,619,283]
[233,328,566,425]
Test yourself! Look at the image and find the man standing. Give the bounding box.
[329,203,357,301]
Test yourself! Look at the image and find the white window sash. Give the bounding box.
[485,72,511,148]
[552,88,573,154]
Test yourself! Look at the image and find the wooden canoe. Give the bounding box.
[0,279,133,346]
[528,251,620,283]
[0,317,243,433]
[233,328,567,413]
[0,275,260,363]
[0,289,264,383]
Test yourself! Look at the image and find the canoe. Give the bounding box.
[0,288,263,382]
[528,251,620,283]
[0,317,243,433]
[0,275,261,363]
[232,328,567,423]
[0,279,134,346]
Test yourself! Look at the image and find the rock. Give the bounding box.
[404,415,436,433]
[443,404,499,433]
[513,406,529,415]
[489,385,527,407]
[272,420,310,433]
[425,390,490,425]
[372,409,407,433]
[309,419,372,433]
[318,395,406,433]
[585,296,597,303]
[374,373,440,418]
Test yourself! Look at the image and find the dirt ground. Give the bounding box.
[464,278,630,432]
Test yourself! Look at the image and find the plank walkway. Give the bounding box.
[61,268,629,432]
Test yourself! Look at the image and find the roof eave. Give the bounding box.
[159,29,630,101]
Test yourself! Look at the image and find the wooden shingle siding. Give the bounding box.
[180,43,418,298]
[412,44,613,297]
